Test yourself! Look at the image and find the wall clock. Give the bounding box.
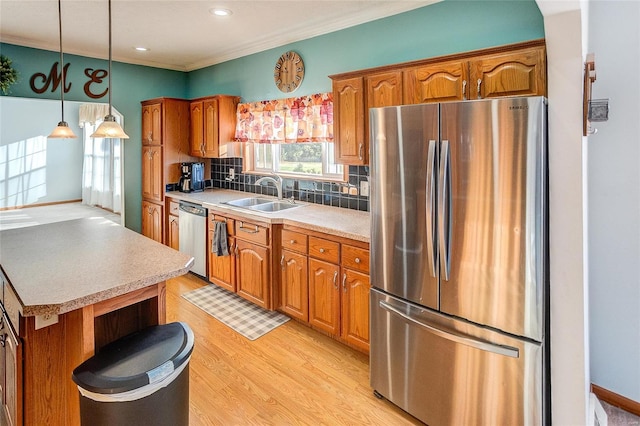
[274,51,304,93]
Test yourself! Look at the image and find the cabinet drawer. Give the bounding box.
[281,229,308,254]
[308,237,340,263]
[209,214,235,236]
[342,245,369,273]
[169,200,179,216]
[235,220,269,246]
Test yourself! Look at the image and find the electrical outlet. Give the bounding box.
[360,180,369,197]
[229,168,235,179]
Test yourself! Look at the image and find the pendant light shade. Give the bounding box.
[48,0,76,139]
[91,0,129,139]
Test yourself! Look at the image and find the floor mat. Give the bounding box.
[182,284,290,340]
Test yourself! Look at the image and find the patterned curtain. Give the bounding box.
[234,92,333,143]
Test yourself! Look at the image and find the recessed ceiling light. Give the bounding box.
[210,8,232,17]
[134,47,149,52]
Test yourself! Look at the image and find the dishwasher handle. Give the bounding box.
[179,202,206,217]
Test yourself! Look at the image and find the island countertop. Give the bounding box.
[0,218,193,317]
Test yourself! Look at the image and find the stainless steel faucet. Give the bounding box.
[255,174,283,200]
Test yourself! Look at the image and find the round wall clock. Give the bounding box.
[274,51,305,93]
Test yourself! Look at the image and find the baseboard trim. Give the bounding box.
[0,199,82,212]
[591,383,640,417]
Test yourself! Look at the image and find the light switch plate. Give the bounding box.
[360,180,369,197]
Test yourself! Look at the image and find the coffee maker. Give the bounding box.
[179,162,205,193]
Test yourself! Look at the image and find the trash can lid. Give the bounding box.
[72,322,194,394]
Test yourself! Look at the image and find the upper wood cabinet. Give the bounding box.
[333,77,365,165]
[141,145,162,202]
[141,102,162,145]
[469,46,546,100]
[403,60,469,104]
[330,40,546,165]
[190,95,240,158]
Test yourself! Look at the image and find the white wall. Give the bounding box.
[536,1,591,423]
[588,0,640,403]
[0,97,83,208]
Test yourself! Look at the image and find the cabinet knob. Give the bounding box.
[290,239,296,244]
[342,273,347,293]
[477,78,483,99]
[281,254,285,267]
[358,143,364,161]
[319,248,325,253]
[355,257,361,264]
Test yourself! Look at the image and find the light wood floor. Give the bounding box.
[166,273,423,426]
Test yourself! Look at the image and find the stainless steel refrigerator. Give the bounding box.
[369,96,548,426]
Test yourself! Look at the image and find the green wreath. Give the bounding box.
[0,55,19,95]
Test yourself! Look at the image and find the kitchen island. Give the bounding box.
[0,218,193,426]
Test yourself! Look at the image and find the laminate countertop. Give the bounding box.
[0,218,193,317]
[166,189,371,243]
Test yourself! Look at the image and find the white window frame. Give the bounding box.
[252,142,344,180]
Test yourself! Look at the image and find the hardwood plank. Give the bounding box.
[167,273,422,425]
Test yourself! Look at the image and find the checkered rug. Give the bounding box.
[182,285,290,340]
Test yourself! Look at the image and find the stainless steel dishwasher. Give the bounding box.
[178,201,207,277]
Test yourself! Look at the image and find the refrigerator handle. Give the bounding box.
[426,140,437,278]
[379,301,519,358]
[438,140,451,281]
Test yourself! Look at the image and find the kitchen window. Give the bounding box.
[252,142,343,179]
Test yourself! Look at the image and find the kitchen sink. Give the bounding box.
[223,197,301,213]
[225,197,274,207]
[250,201,300,212]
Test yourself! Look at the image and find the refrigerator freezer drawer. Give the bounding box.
[370,289,543,426]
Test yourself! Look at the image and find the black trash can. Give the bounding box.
[72,322,194,426]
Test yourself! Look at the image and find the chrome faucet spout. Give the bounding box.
[255,175,283,200]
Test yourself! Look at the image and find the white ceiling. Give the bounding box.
[0,0,436,72]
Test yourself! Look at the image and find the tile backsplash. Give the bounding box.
[209,158,370,212]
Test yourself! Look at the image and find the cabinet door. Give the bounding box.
[142,146,162,202]
[403,60,469,104]
[469,46,546,99]
[190,101,204,157]
[209,234,236,293]
[308,258,340,335]
[3,325,22,426]
[366,70,403,109]
[235,239,270,309]
[167,214,179,250]
[280,250,308,321]
[203,99,220,157]
[341,269,370,352]
[333,77,365,165]
[141,103,162,145]
[142,201,163,243]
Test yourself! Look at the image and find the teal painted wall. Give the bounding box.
[0,43,188,230]
[0,0,543,232]
[188,0,544,101]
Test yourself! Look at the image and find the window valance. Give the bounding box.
[234,92,333,144]
[78,103,123,127]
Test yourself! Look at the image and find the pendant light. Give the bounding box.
[48,0,76,139]
[91,0,129,139]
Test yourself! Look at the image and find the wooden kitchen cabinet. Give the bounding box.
[2,323,21,426]
[279,229,309,321]
[141,102,162,145]
[277,226,370,352]
[166,199,180,251]
[330,40,546,165]
[208,213,236,292]
[403,60,469,104]
[141,97,196,245]
[190,95,240,158]
[208,212,273,309]
[308,258,341,335]
[333,77,365,165]
[142,145,163,202]
[235,239,270,309]
[469,46,546,100]
[142,200,163,243]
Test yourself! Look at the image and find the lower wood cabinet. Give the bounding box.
[208,212,272,309]
[278,226,370,352]
[166,198,180,250]
[142,200,163,243]
[2,321,21,426]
